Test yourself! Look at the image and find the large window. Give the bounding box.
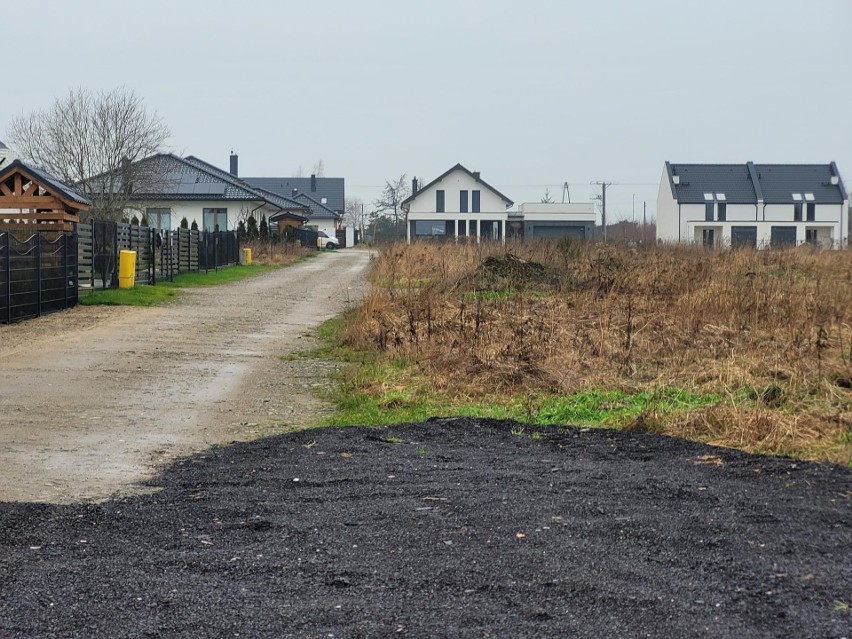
[472,190,481,213]
[146,207,171,229]
[436,190,445,213]
[203,208,227,232]
[806,203,815,221]
[705,202,714,222]
[717,203,726,221]
[793,203,803,222]
[460,190,468,213]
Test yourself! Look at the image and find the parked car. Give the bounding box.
[317,230,339,249]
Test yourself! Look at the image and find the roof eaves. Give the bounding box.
[401,163,513,209]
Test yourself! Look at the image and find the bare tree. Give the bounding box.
[6,87,170,221]
[312,159,325,177]
[541,188,554,203]
[344,197,368,237]
[373,173,410,225]
[293,165,306,178]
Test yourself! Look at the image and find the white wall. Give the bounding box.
[407,168,509,214]
[656,167,679,242]
[518,202,595,221]
[126,199,264,231]
[305,220,338,236]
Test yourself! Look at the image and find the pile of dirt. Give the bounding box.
[472,253,559,291]
[1,418,849,637]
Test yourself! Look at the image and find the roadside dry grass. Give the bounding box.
[335,240,852,463]
[241,240,314,266]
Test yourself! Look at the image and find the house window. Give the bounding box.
[203,208,227,232]
[717,203,726,221]
[805,229,818,245]
[460,190,468,213]
[321,197,328,204]
[472,190,481,213]
[705,202,714,222]
[436,190,445,213]
[806,203,815,221]
[793,203,802,222]
[702,229,715,247]
[146,208,171,229]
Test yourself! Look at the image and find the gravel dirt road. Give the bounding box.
[0,419,849,638]
[0,250,371,503]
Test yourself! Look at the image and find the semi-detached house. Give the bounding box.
[657,162,848,248]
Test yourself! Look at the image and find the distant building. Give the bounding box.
[657,162,849,248]
[0,141,17,169]
[82,153,309,231]
[402,163,596,243]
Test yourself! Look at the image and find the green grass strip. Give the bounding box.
[80,264,278,307]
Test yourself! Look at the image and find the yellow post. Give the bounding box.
[118,250,137,289]
[245,248,252,266]
[240,248,252,265]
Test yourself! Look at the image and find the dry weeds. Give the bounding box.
[341,241,852,463]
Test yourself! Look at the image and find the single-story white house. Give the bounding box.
[402,163,596,243]
[82,153,310,232]
[657,161,849,248]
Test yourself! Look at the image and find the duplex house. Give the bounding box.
[657,162,848,248]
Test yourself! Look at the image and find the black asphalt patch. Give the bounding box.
[1,418,850,638]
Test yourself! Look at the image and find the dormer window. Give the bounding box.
[703,193,714,201]
[715,193,726,201]
[804,193,815,201]
[792,193,802,201]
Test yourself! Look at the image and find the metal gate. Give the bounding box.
[0,232,78,324]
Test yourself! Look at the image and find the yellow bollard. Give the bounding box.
[118,250,137,289]
[240,248,252,266]
[245,248,252,266]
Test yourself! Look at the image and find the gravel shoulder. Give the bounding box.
[0,250,371,503]
[0,419,849,638]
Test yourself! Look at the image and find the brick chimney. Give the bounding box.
[229,151,238,177]
[412,177,418,194]
[310,174,317,192]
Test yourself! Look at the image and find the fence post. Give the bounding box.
[204,231,209,274]
[150,227,156,286]
[3,233,10,324]
[91,219,96,289]
[112,222,118,288]
[36,232,42,317]
[62,232,68,309]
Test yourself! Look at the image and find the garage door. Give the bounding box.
[730,226,757,249]
[531,225,585,240]
[770,226,797,248]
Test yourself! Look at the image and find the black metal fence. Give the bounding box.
[0,232,78,324]
[292,227,320,249]
[78,220,240,289]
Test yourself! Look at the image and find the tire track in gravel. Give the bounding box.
[0,250,371,503]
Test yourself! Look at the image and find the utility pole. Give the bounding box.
[591,181,612,241]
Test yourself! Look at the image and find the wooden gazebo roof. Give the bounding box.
[0,160,90,233]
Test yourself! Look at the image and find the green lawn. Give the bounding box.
[302,318,723,429]
[80,264,279,307]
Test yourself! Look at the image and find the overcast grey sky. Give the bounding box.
[2,0,850,220]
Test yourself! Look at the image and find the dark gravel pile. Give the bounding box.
[1,418,850,638]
